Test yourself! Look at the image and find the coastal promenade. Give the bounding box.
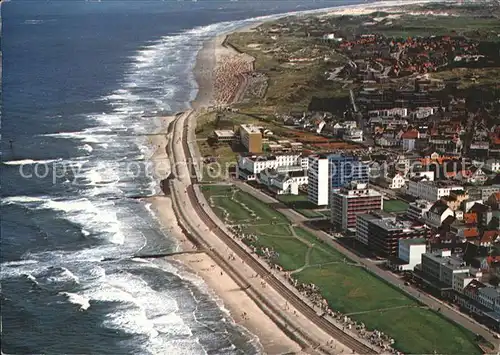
[165,108,379,354]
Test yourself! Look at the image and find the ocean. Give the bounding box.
[0,1,363,353]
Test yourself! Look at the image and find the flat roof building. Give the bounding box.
[356,211,430,256]
[237,153,307,181]
[213,130,235,143]
[418,250,480,294]
[332,182,383,231]
[240,124,262,154]
[308,154,330,206]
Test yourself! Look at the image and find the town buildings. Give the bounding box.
[467,185,500,202]
[406,179,463,202]
[332,183,383,231]
[307,154,370,206]
[407,199,433,221]
[390,238,427,272]
[356,211,430,256]
[237,153,308,180]
[260,169,308,195]
[459,280,500,330]
[485,159,500,173]
[213,130,236,144]
[416,250,481,295]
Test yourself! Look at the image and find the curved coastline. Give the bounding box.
[146,34,307,354]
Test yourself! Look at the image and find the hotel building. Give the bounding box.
[356,211,430,256]
[331,182,383,231]
[308,154,330,206]
[239,124,262,153]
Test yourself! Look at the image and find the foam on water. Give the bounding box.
[2,195,129,246]
[81,269,194,348]
[2,158,61,166]
[59,292,91,311]
[45,198,126,245]
[81,144,93,153]
[1,196,48,205]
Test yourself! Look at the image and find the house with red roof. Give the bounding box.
[402,129,419,151]
[478,230,500,247]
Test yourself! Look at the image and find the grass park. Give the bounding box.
[383,199,409,214]
[277,193,330,219]
[201,184,482,355]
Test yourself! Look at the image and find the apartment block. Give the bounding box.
[356,211,430,256]
[308,154,330,206]
[239,124,262,153]
[331,182,383,231]
[406,179,463,202]
[330,154,369,189]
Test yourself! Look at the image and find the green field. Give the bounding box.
[383,199,409,213]
[355,307,481,355]
[295,264,417,313]
[201,184,481,354]
[277,194,329,219]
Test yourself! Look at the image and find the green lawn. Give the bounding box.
[241,223,292,237]
[295,264,417,314]
[201,184,233,196]
[355,307,482,355]
[308,247,343,265]
[277,194,329,218]
[383,199,409,213]
[234,191,289,223]
[248,234,309,271]
[320,210,331,218]
[294,228,347,262]
[202,184,481,354]
[276,194,309,204]
[211,196,255,223]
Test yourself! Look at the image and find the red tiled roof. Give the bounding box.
[401,130,419,139]
[464,228,479,238]
[481,230,500,244]
[463,213,478,225]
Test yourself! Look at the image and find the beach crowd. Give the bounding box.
[214,54,252,104]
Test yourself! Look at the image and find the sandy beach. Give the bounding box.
[146,26,307,353]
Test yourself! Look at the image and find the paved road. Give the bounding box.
[236,182,500,352]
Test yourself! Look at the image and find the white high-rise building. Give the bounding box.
[308,154,330,206]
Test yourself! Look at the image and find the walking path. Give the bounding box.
[168,111,371,354]
[233,181,500,352]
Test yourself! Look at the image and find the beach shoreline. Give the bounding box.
[146,23,306,353]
